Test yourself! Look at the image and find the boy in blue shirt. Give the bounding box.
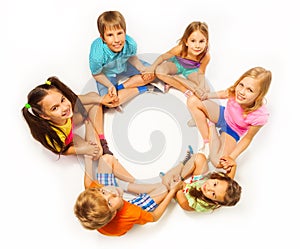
[89,10,156,109]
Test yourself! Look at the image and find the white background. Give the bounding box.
[1,0,299,248]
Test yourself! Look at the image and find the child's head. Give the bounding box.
[97,10,126,39]
[22,77,87,154]
[74,186,124,230]
[179,21,209,60]
[189,172,242,210]
[228,66,272,114]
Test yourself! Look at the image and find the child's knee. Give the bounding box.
[186,95,198,109]
[101,154,114,164]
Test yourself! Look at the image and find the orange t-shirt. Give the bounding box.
[88,181,154,236]
[98,201,154,236]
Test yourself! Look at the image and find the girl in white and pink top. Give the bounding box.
[187,66,272,173]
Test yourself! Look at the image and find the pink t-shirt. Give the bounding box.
[224,98,269,137]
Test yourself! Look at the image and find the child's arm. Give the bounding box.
[198,53,211,75]
[175,187,194,211]
[127,55,147,72]
[192,53,211,96]
[78,92,118,108]
[93,74,118,99]
[62,134,100,158]
[84,155,94,189]
[229,125,262,160]
[151,180,183,222]
[148,46,181,72]
[201,89,229,101]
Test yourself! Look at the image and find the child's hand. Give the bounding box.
[194,87,208,100]
[141,72,155,81]
[81,142,101,159]
[140,66,155,81]
[218,156,236,173]
[108,86,118,99]
[169,176,183,192]
[101,94,119,108]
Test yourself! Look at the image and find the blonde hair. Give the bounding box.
[227,66,272,114]
[97,10,126,38]
[74,188,115,230]
[178,21,209,61]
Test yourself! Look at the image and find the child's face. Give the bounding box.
[100,186,124,212]
[102,27,126,53]
[201,179,228,203]
[39,89,73,126]
[235,76,261,108]
[185,30,207,58]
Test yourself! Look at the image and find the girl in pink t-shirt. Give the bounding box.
[187,66,272,173]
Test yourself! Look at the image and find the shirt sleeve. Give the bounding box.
[125,35,137,56]
[247,105,269,126]
[89,38,104,75]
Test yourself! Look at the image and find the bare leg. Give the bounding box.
[155,61,189,93]
[156,73,188,93]
[122,74,153,88]
[187,96,210,141]
[208,122,222,167]
[192,153,209,175]
[99,154,135,183]
[116,88,139,105]
[181,153,209,178]
[127,182,168,204]
[187,96,220,141]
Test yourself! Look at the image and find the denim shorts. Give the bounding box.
[96,60,150,96]
[216,106,240,142]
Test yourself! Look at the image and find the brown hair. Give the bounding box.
[188,172,242,210]
[97,10,126,38]
[74,187,115,230]
[22,76,87,155]
[178,21,209,62]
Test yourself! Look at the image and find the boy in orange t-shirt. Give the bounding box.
[74,153,182,236]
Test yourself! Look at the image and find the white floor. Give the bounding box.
[2,1,299,249]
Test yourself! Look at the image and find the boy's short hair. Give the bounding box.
[97,10,126,38]
[74,187,115,230]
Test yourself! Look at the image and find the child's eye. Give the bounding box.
[107,200,112,207]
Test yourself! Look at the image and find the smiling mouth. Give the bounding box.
[62,109,70,117]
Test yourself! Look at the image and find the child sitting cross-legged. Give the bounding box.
[74,122,182,236]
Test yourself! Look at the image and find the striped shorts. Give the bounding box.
[129,193,158,212]
[96,173,119,187]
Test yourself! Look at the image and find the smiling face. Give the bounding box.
[102,26,126,53]
[235,76,261,108]
[186,30,207,59]
[201,178,228,203]
[39,89,73,126]
[98,186,124,212]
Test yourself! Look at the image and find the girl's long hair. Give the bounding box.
[178,21,209,62]
[188,172,242,210]
[22,76,87,155]
[227,67,272,114]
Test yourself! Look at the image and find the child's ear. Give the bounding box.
[39,113,51,120]
[100,35,106,43]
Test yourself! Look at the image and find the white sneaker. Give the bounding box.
[198,143,209,158]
